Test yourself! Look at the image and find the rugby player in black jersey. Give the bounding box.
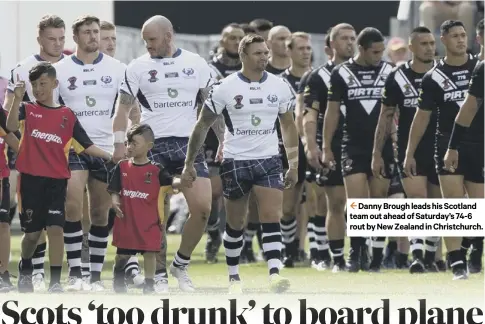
[277,32,312,267]
[301,23,356,272]
[204,23,244,264]
[404,20,479,280]
[444,60,483,274]
[267,26,291,74]
[372,26,442,273]
[323,27,394,272]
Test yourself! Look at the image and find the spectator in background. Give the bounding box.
[419,1,476,48]
[249,18,274,41]
[476,18,483,60]
[386,37,410,64]
[240,23,257,35]
[0,72,7,106]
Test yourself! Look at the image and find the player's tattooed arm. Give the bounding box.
[113,89,136,133]
[185,107,219,166]
[196,87,211,117]
[279,111,300,169]
[210,115,225,143]
[129,103,141,125]
[372,104,396,155]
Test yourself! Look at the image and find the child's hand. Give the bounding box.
[112,201,124,219]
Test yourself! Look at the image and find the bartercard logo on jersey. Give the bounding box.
[122,190,149,199]
[148,70,159,83]
[31,129,62,144]
[67,77,77,90]
[234,95,244,109]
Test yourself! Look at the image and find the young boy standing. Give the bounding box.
[4,62,112,293]
[108,124,185,294]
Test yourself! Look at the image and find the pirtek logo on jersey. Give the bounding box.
[68,77,77,90]
[148,70,159,83]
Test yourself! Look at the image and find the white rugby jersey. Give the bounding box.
[7,54,64,102]
[205,71,294,160]
[54,53,125,152]
[120,48,213,138]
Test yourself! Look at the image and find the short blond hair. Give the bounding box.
[38,15,65,34]
[330,23,355,41]
[100,21,116,31]
[286,32,311,49]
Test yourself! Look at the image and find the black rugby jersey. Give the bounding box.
[301,61,344,147]
[382,61,437,155]
[419,54,479,143]
[266,62,288,75]
[328,58,394,149]
[208,55,242,80]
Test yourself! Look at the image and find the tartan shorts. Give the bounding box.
[149,137,209,177]
[69,150,114,183]
[220,156,284,200]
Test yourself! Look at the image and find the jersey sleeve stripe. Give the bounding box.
[317,68,331,89]
[432,69,458,90]
[339,65,362,87]
[124,70,135,97]
[395,69,419,97]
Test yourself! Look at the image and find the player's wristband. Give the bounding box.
[113,131,125,144]
[448,123,467,150]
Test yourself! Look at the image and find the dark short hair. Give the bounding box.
[38,15,65,34]
[127,124,155,144]
[357,27,384,50]
[100,21,116,31]
[249,19,273,32]
[330,23,355,41]
[29,62,56,82]
[72,15,100,35]
[477,19,484,37]
[286,32,311,49]
[440,20,465,35]
[325,27,332,48]
[240,23,257,35]
[238,34,266,55]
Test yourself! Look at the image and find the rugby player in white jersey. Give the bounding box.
[2,14,66,291]
[112,15,217,293]
[54,15,128,292]
[182,34,299,293]
[75,20,144,287]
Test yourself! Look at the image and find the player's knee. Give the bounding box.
[46,225,63,237]
[192,201,211,224]
[65,198,82,221]
[24,232,42,245]
[0,222,10,231]
[226,215,245,231]
[327,197,346,217]
[90,205,109,227]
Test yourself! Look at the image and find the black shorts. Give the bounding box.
[388,163,405,196]
[204,129,220,168]
[220,156,284,200]
[341,145,394,179]
[397,144,439,186]
[69,150,114,183]
[0,178,10,224]
[435,137,484,183]
[18,173,67,233]
[149,137,209,178]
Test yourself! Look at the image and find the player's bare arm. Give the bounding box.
[373,104,396,155]
[128,104,141,125]
[444,93,479,171]
[184,107,219,167]
[321,100,340,168]
[112,89,136,161]
[109,193,124,218]
[4,133,19,153]
[294,93,305,139]
[83,145,112,161]
[302,101,320,169]
[279,110,299,187]
[198,86,224,143]
[6,77,26,132]
[2,92,14,113]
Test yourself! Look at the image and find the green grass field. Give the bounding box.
[5,234,484,300]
